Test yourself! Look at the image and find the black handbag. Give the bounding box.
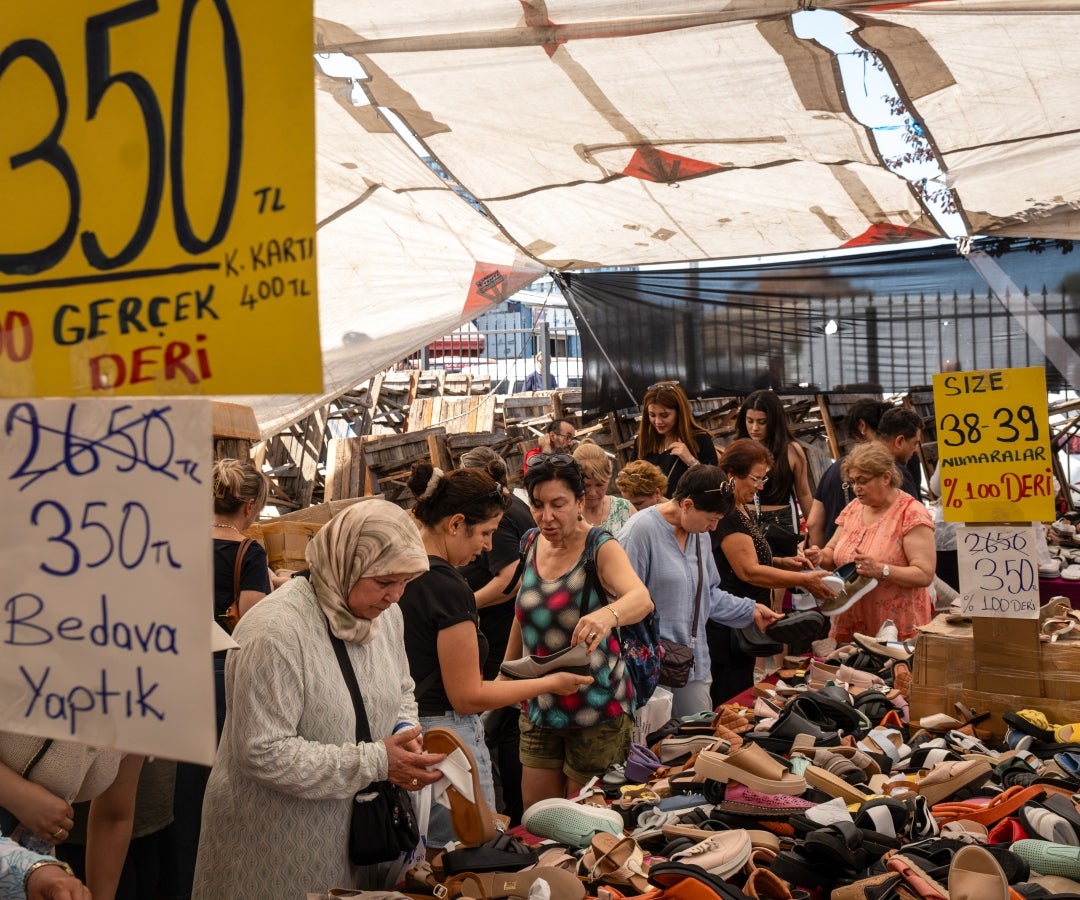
[327,619,420,866]
[733,623,783,658]
[756,506,801,557]
[658,536,704,689]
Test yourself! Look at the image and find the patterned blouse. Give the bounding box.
[515,529,632,729]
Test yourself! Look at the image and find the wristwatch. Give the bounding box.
[881,564,891,580]
[23,859,76,892]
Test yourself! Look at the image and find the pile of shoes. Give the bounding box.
[492,641,1080,898]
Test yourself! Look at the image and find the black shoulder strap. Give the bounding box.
[690,534,704,648]
[579,526,608,619]
[325,616,371,744]
[507,528,540,596]
[20,738,53,778]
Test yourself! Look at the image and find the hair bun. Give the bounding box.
[418,467,444,500]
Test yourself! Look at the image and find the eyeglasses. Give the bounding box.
[748,473,770,486]
[526,453,577,472]
[647,381,680,392]
[846,475,880,487]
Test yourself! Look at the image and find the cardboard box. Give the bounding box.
[1041,641,1080,702]
[275,497,374,525]
[910,616,978,692]
[259,521,322,571]
[911,684,1080,742]
[910,613,1080,735]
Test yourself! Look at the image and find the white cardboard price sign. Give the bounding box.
[0,398,215,764]
[956,524,1040,620]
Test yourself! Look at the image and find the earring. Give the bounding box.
[578,513,584,521]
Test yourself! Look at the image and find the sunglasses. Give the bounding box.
[647,381,680,392]
[526,453,577,472]
[457,485,507,512]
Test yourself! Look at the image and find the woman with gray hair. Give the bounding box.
[193,500,445,898]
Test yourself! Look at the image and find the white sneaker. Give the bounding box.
[1062,564,1080,581]
[1052,518,1077,537]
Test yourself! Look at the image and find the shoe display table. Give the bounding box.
[1039,577,1080,609]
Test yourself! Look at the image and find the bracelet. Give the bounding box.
[608,606,620,626]
[688,458,700,467]
[24,859,75,893]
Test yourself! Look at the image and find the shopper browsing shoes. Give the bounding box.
[618,463,781,717]
[504,453,653,809]
[816,443,935,644]
[401,463,593,847]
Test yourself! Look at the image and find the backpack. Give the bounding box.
[520,526,664,708]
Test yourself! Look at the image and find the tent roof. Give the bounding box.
[243,0,1080,434]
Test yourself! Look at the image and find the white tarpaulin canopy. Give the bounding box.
[246,0,1080,434]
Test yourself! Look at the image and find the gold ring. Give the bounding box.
[588,631,598,641]
[411,778,419,787]
[51,828,64,840]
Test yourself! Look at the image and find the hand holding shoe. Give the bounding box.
[383,725,445,791]
[802,569,840,600]
[753,603,783,631]
[541,671,594,696]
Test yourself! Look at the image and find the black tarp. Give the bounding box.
[557,240,1080,416]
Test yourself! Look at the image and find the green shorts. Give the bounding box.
[517,713,633,784]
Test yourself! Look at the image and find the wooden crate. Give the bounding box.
[362,427,449,507]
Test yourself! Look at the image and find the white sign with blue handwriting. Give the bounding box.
[956,524,1040,620]
[0,398,214,764]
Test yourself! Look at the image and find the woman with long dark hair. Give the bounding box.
[402,463,591,845]
[636,381,718,497]
[735,390,813,566]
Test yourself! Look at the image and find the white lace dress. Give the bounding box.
[192,578,418,899]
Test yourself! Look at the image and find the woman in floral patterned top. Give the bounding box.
[504,453,653,808]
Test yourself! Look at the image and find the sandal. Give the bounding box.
[423,727,497,846]
[885,853,949,899]
[448,866,587,899]
[932,784,1048,827]
[580,833,651,894]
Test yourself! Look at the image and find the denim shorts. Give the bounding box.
[419,711,496,848]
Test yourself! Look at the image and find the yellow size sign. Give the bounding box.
[933,366,1053,523]
[0,0,320,397]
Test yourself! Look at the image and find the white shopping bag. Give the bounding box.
[633,686,673,745]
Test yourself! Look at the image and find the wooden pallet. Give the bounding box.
[408,394,497,435]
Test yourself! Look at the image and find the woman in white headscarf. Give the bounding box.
[192,501,444,899]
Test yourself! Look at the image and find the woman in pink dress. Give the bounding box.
[818,442,935,642]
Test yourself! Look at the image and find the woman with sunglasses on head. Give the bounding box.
[504,453,653,807]
[709,439,838,705]
[636,381,718,498]
[401,463,592,846]
[618,464,782,717]
[735,390,813,565]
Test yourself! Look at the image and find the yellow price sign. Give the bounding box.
[933,366,1053,523]
[0,0,319,397]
